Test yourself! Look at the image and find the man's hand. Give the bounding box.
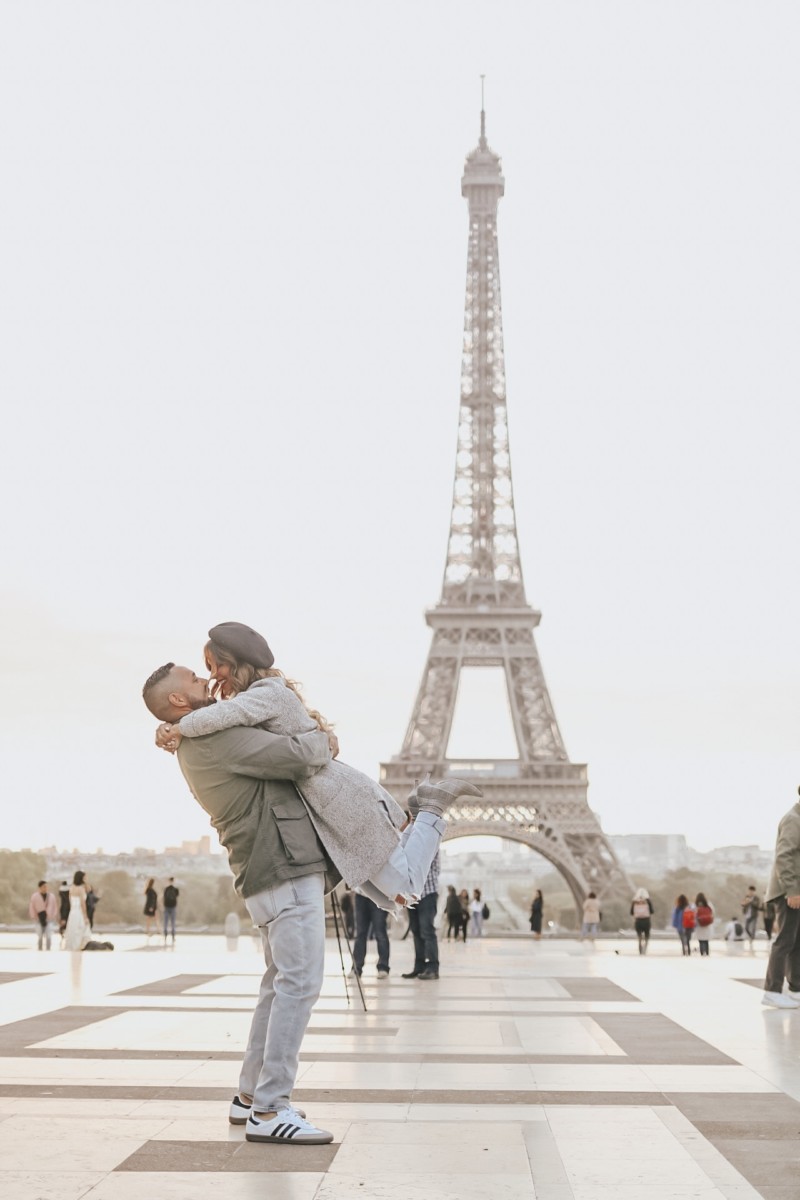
[155,722,182,754]
[327,731,340,759]
[786,895,800,909]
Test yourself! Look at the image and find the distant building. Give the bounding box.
[609,834,689,876]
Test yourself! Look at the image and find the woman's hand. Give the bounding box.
[327,731,340,759]
[155,722,182,753]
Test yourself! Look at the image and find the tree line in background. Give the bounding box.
[1,850,769,935]
[0,850,249,928]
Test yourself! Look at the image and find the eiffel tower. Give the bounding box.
[379,101,631,913]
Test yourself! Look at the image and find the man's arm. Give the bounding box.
[773,814,800,899]
[201,725,332,781]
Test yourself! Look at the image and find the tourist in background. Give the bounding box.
[86,885,99,930]
[695,892,714,956]
[28,880,58,951]
[630,887,654,955]
[445,886,462,940]
[403,850,441,979]
[58,881,70,942]
[64,871,90,951]
[742,886,761,948]
[352,892,391,979]
[764,899,776,941]
[143,878,158,936]
[163,878,179,943]
[339,886,355,939]
[580,892,601,943]
[672,893,693,955]
[458,889,470,941]
[470,888,484,938]
[530,890,543,939]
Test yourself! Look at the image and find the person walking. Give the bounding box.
[86,886,99,931]
[339,886,355,940]
[58,881,70,943]
[763,788,800,1008]
[695,892,714,956]
[403,850,441,979]
[28,881,58,951]
[469,888,484,939]
[64,871,90,951]
[530,890,543,939]
[580,892,601,943]
[351,893,390,979]
[162,878,179,943]
[742,886,761,948]
[445,886,462,940]
[672,894,693,955]
[630,887,654,955]
[143,879,158,936]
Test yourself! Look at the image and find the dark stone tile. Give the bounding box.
[227,1142,338,1172]
[696,1120,800,1140]
[670,1092,800,1124]
[592,1013,736,1065]
[0,1007,114,1054]
[710,1138,800,1184]
[117,1140,238,1171]
[112,974,222,997]
[0,972,53,985]
[554,977,640,1002]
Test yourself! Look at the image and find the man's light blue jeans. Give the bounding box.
[240,872,326,1114]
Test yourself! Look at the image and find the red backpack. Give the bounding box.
[696,905,713,927]
[682,907,696,930]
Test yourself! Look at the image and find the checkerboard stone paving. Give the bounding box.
[1,933,799,1199]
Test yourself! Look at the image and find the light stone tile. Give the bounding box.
[0,1057,201,1082]
[408,1104,548,1122]
[315,1173,536,1199]
[0,1116,171,1172]
[514,1016,624,1056]
[341,1120,527,1145]
[1,1172,105,1200]
[31,1010,254,1053]
[394,1017,505,1047]
[299,1062,420,1088]
[330,1142,531,1175]
[415,1062,535,1088]
[0,1099,146,1117]
[83,1173,326,1199]
[529,1064,653,1090]
[639,1064,779,1093]
[570,1189,726,1200]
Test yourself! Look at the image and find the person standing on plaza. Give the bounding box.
[630,887,654,955]
[403,849,441,980]
[351,892,390,979]
[763,788,800,1008]
[445,885,462,940]
[64,871,90,951]
[163,878,179,943]
[764,899,776,941]
[86,885,99,930]
[143,878,158,936]
[580,892,601,943]
[742,885,761,948]
[58,881,70,942]
[695,892,714,956]
[339,886,355,939]
[28,881,58,951]
[672,893,693,955]
[458,889,470,941]
[530,890,543,939]
[469,888,484,939]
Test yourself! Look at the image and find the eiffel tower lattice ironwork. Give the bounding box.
[379,104,631,912]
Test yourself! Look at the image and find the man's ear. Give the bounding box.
[167,690,188,712]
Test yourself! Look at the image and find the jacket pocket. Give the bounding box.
[271,801,321,865]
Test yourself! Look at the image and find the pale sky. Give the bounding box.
[2,2,800,857]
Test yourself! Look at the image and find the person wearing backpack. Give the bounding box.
[162,878,179,944]
[694,892,714,956]
[671,893,694,955]
[630,888,654,954]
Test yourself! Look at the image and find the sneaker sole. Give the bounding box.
[246,1131,333,1144]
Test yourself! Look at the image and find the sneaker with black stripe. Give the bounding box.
[245,1106,333,1144]
[229,1094,306,1126]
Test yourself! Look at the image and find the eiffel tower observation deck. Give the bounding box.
[380,101,631,911]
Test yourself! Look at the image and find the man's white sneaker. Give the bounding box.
[762,991,799,1009]
[246,1106,333,1144]
[376,968,389,979]
[229,1095,305,1125]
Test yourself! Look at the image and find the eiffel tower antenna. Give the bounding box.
[380,110,631,916]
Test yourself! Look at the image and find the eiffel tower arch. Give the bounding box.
[380,102,631,916]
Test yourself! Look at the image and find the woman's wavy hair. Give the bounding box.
[204,639,333,733]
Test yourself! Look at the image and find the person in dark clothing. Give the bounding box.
[58,882,70,940]
[445,886,462,940]
[86,887,99,930]
[143,878,158,936]
[457,888,470,941]
[742,886,761,946]
[163,878,179,942]
[403,852,440,980]
[529,890,543,939]
[631,888,654,954]
[351,893,390,978]
[339,886,355,939]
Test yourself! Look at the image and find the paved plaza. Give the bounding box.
[0,930,798,1199]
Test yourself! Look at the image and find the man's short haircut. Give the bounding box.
[38,880,47,888]
[142,662,177,719]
